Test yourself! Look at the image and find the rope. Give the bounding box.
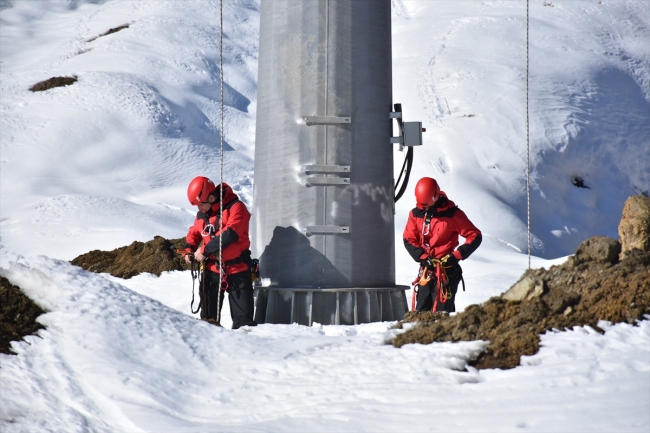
[216,0,225,323]
[526,0,531,269]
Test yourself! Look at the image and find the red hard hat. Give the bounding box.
[187,176,216,205]
[414,177,440,207]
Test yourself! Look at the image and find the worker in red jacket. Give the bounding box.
[184,176,256,329]
[403,177,482,313]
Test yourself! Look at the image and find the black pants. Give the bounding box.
[200,269,257,329]
[415,264,463,313]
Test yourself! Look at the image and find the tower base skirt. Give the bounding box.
[254,286,409,326]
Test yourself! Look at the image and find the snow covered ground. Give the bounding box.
[2,250,649,432]
[1,0,649,431]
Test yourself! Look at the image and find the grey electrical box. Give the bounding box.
[403,121,423,146]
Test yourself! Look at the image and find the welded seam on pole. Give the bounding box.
[526,0,531,269]
[218,0,225,323]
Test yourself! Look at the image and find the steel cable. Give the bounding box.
[526,0,531,269]
[217,0,225,323]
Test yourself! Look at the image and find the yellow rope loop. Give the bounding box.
[440,286,450,303]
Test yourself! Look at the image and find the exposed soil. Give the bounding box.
[70,236,190,279]
[29,76,77,92]
[87,24,130,42]
[0,276,46,355]
[392,242,650,370]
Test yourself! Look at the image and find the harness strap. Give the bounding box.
[411,267,427,311]
[223,249,252,267]
[411,285,418,311]
[432,261,449,312]
[421,212,433,237]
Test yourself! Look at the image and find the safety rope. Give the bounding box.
[216,0,225,323]
[526,0,531,269]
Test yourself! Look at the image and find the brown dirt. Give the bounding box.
[394,311,450,327]
[29,76,77,92]
[87,24,130,42]
[392,241,650,370]
[0,276,46,355]
[70,236,190,279]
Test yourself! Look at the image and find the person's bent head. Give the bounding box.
[187,176,221,212]
[414,177,440,210]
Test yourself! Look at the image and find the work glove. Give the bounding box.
[420,256,436,270]
[441,253,459,267]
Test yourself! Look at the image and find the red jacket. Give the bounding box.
[185,183,251,274]
[403,192,482,263]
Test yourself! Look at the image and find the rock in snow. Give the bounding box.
[619,196,650,259]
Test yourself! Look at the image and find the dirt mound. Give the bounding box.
[71,236,190,279]
[393,208,650,370]
[29,76,77,92]
[393,243,650,369]
[396,311,449,327]
[0,276,46,355]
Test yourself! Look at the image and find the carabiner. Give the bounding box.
[201,224,215,237]
[220,269,229,291]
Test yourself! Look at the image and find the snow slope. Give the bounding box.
[1,0,649,431]
[391,0,650,262]
[1,251,649,432]
[1,0,258,259]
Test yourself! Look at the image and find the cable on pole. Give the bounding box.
[217,0,225,323]
[526,0,531,269]
[394,146,413,202]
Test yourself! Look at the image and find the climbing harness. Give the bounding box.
[411,258,451,312]
[201,224,216,237]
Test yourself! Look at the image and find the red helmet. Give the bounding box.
[415,177,440,207]
[187,176,216,206]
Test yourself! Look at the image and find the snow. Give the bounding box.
[1,251,649,431]
[1,0,649,431]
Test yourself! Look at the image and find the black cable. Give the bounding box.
[394,146,413,202]
[394,147,408,188]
